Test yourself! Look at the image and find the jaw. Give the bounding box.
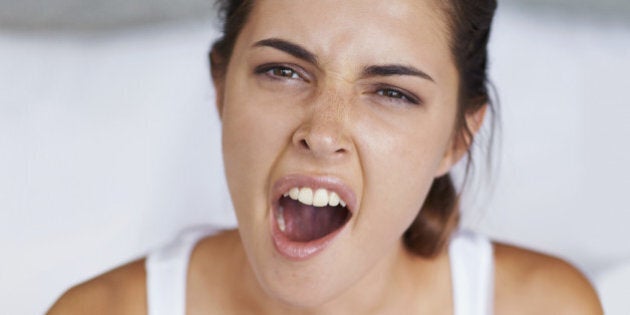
[248,228,416,313]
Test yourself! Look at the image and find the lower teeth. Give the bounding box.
[277,207,286,232]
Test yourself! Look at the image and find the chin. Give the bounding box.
[244,229,355,310]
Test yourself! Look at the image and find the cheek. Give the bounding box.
[353,110,454,241]
[221,82,291,219]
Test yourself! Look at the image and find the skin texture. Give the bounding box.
[217,0,460,311]
[48,0,604,314]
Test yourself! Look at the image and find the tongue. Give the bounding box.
[279,197,349,242]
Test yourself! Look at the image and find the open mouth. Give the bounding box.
[275,187,352,243]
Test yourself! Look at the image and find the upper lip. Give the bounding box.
[270,174,358,214]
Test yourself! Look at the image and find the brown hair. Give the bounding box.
[210,0,498,257]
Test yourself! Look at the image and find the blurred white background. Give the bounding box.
[1,0,629,314]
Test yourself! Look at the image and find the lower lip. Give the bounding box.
[270,210,347,261]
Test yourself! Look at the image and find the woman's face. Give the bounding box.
[216,0,461,307]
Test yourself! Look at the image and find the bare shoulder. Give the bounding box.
[47,259,147,315]
[493,243,603,314]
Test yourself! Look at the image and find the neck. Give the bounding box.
[228,232,444,315]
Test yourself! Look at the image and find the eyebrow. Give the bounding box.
[253,38,318,65]
[252,38,434,83]
[362,64,435,83]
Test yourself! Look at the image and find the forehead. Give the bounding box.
[237,0,456,84]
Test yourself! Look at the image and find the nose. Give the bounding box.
[291,95,352,161]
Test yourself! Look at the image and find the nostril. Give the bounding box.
[300,139,310,150]
[335,148,346,154]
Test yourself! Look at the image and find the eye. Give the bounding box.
[255,64,304,81]
[269,66,299,79]
[375,87,421,105]
[377,89,405,99]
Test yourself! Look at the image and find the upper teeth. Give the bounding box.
[284,187,347,208]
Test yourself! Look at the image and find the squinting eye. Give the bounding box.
[254,63,311,84]
[376,88,420,105]
[378,89,405,99]
[263,66,300,79]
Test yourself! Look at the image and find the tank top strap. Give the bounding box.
[448,230,495,315]
[145,226,221,315]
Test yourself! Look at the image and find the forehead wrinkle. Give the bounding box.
[245,0,457,93]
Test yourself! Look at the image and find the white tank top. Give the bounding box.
[146,227,494,315]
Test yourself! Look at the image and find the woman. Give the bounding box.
[49,0,603,314]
